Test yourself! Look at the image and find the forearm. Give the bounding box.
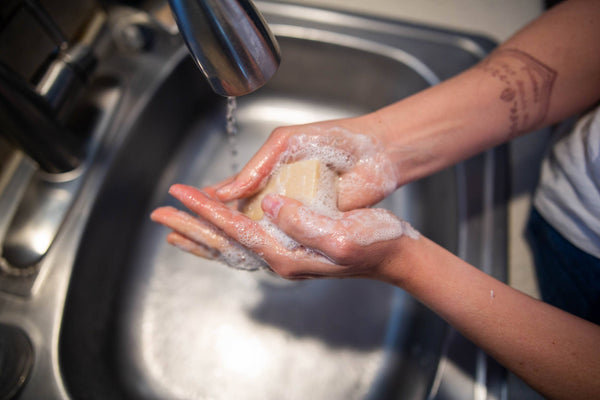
[377,236,600,400]
[360,0,600,186]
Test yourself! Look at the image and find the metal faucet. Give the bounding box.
[167,0,281,97]
[0,9,107,275]
[0,6,104,174]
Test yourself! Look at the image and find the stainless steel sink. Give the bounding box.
[0,2,508,399]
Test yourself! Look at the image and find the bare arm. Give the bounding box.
[216,0,600,200]
[152,2,600,398]
[362,0,600,186]
[383,236,600,400]
[152,187,600,400]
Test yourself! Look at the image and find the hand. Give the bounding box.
[151,184,418,279]
[214,120,400,211]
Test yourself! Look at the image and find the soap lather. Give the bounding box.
[241,159,337,220]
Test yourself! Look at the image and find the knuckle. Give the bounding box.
[267,254,309,281]
[274,266,296,280]
[286,210,303,227]
[266,256,294,279]
[327,234,358,264]
[270,126,293,143]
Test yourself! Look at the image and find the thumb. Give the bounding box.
[337,166,398,211]
[261,194,338,251]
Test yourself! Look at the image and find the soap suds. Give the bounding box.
[340,208,420,245]
[257,218,300,250]
[281,127,400,206]
[283,131,356,172]
[237,127,418,256]
[218,245,267,271]
[203,127,418,271]
[216,223,268,271]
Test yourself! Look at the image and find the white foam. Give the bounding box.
[340,209,420,245]
[258,219,300,250]
[211,127,419,270]
[218,242,268,271]
[240,127,418,257]
[281,127,400,202]
[234,220,265,249]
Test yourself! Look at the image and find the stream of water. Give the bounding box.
[226,96,239,174]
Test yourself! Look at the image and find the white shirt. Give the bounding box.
[534,105,600,258]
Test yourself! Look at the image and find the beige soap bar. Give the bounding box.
[241,159,335,220]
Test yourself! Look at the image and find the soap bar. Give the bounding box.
[241,159,336,220]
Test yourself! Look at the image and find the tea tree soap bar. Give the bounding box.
[241,159,336,220]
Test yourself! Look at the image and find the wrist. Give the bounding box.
[362,97,450,188]
[370,233,424,287]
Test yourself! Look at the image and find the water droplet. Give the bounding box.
[226,96,239,173]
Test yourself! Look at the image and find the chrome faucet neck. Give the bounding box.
[167,0,280,97]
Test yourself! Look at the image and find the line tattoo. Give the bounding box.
[478,49,557,137]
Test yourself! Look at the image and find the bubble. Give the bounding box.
[235,221,265,249]
[340,209,419,245]
[280,127,400,201]
[218,244,268,271]
[254,127,417,250]
[294,206,339,239]
[258,219,300,250]
[218,127,417,270]
[213,220,270,270]
[282,127,358,172]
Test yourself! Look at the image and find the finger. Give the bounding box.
[150,206,231,252]
[168,184,277,255]
[261,194,342,255]
[338,172,389,211]
[166,231,219,259]
[168,185,351,277]
[215,129,290,201]
[206,176,236,195]
[261,194,410,269]
[167,186,363,278]
[155,209,269,271]
[201,181,240,210]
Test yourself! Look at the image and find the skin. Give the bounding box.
[152,1,600,399]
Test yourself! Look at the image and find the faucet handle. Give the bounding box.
[167,0,281,97]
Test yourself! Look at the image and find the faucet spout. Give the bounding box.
[167,0,281,97]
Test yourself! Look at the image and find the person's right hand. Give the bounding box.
[151,184,419,279]
[214,119,401,211]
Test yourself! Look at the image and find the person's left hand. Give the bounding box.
[151,184,417,280]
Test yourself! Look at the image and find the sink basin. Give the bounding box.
[3,3,508,399]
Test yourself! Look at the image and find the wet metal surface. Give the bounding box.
[1,3,507,399]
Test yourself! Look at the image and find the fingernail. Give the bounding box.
[168,184,185,196]
[262,194,284,219]
[149,209,160,221]
[215,183,231,197]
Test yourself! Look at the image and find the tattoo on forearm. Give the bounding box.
[478,49,557,136]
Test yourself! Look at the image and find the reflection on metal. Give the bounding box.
[0,10,107,174]
[0,3,507,400]
[0,324,34,399]
[167,0,280,96]
[0,79,121,290]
